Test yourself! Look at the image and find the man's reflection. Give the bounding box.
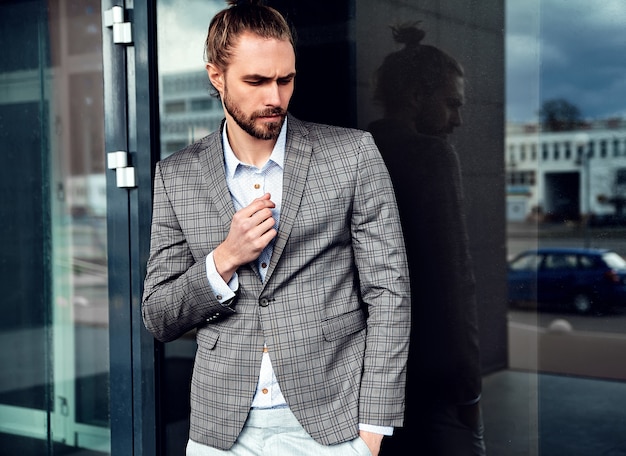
[368,23,486,455]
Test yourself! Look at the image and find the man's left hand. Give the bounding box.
[359,430,384,456]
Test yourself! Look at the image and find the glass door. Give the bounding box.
[0,0,110,454]
[155,2,223,453]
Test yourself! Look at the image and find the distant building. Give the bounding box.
[505,119,626,223]
[159,70,224,158]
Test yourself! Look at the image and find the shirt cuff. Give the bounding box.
[206,251,238,304]
[358,423,393,436]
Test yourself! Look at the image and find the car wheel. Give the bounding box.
[572,293,593,314]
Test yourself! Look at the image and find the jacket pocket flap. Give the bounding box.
[322,309,366,341]
[196,328,219,350]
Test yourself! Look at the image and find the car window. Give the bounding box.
[602,252,626,269]
[579,254,598,269]
[543,254,577,270]
[510,252,542,271]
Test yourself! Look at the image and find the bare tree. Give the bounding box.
[540,98,582,131]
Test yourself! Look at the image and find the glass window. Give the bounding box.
[190,98,214,111]
[510,252,542,271]
[603,252,626,269]
[544,254,577,270]
[165,100,186,113]
[0,0,110,453]
[506,1,626,454]
[156,1,222,454]
[149,1,626,455]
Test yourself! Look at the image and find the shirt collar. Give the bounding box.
[222,118,287,179]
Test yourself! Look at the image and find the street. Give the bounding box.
[507,221,626,259]
[505,221,626,379]
[481,227,626,454]
[509,306,626,333]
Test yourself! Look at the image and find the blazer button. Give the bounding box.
[259,298,270,307]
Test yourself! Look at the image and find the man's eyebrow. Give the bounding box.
[242,72,296,80]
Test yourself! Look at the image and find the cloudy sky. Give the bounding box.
[506,0,626,122]
[157,0,222,74]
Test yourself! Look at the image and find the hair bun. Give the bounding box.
[391,23,426,49]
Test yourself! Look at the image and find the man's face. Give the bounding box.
[414,74,465,139]
[208,31,296,141]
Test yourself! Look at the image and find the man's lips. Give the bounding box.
[256,108,286,118]
[257,113,285,122]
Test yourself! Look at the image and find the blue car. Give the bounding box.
[507,247,626,313]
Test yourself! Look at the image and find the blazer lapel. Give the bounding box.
[198,128,236,234]
[264,115,312,284]
[198,124,264,281]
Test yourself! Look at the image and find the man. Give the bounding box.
[141,1,411,455]
[368,23,486,455]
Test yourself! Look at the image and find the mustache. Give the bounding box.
[254,107,287,118]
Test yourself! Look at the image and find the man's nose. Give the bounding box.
[264,82,281,106]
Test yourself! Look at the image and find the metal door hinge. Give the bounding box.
[108,151,136,188]
[104,5,132,45]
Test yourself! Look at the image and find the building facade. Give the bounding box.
[506,120,626,223]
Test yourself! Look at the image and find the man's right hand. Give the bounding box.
[213,193,277,283]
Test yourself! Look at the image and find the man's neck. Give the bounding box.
[225,123,276,168]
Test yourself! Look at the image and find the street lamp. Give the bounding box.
[574,133,591,247]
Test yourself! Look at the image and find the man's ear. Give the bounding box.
[206,63,224,95]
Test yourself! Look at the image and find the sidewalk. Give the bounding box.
[481,318,626,455]
[482,369,626,455]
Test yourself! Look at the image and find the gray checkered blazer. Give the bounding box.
[142,114,411,450]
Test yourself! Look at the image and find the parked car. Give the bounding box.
[507,247,626,313]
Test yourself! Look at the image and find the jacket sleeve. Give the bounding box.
[141,162,235,342]
[351,132,411,427]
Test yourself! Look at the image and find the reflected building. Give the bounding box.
[506,118,626,223]
[0,0,110,452]
[159,70,223,158]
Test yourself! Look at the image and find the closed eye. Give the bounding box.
[278,76,295,85]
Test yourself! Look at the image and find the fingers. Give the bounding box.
[225,194,277,258]
[215,194,278,280]
[245,214,277,246]
[241,193,275,217]
[236,193,276,235]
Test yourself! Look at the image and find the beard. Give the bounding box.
[223,91,286,140]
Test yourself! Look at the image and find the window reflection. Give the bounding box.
[156,1,224,454]
[150,0,626,454]
[157,0,224,160]
[0,0,109,453]
[504,0,626,453]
